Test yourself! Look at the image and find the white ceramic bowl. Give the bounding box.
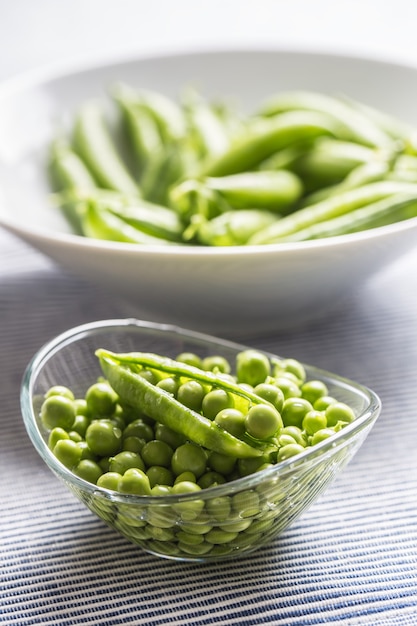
[1,48,417,335]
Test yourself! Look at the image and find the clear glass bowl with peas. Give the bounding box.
[21,318,381,562]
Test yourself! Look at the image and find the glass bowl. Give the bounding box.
[21,318,381,562]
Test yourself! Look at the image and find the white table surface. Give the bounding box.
[1,2,417,625]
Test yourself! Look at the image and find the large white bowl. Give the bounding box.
[1,48,417,335]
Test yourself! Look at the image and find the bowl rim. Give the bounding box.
[21,318,382,505]
[1,46,417,255]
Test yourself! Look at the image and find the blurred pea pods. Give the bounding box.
[204,170,303,212]
[169,170,303,224]
[249,180,417,244]
[81,199,174,244]
[301,157,396,206]
[181,88,231,161]
[56,188,184,242]
[48,138,98,233]
[257,90,394,149]
[192,209,279,246]
[290,137,376,190]
[73,100,141,195]
[200,110,342,176]
[49,138,97,192]
[272,192,417,242]
[113,86,165,172]
[114,83,187,144]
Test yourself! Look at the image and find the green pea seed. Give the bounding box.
[245,404,283,439]
[41,395,76,431]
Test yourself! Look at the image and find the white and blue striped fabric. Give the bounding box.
[1,229,417,626]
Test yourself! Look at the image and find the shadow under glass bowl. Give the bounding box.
[21,318,381,562]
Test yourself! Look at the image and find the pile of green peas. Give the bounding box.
[41,350,355,489]
[39,349,356,558]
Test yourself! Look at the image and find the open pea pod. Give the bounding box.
[96,350,279,458]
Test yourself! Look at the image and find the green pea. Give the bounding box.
[281,397,313,428]
[41,395,76,431]
[71,414,90,437]
[205,495,231,521]
[53,439,82,469]
[156,376,180,395]
[138,369,159,385]
[122,436,146,453]
[76,441,97,460]
[48,427,70,450]
[141,440,174,468]
[177,380,205,412]
[214,408,246,438]
[85,420,122,456]
[45,385,75,401]
[109,450,145,474]
[122,418,154,442]
[68,430,83,443]
[74,459,103,484]
[197,471,226,489]
[174,471,197,484]
[302,409,328,435]
[202,389,234,420]
[253,383,285,412]
[238,456,267,477]
[310,428,337,445]
[205,529,238,545]
[147,465,174,488]
[155,423,187,449]
[171,481,205,520]
[117,468,152,495]
[236,350,271,387]
[274,377,302,399]
[280,425,307,446]
[277,443,306,462]
[74,398,89,416]
[232,490,261,517]
[171,443,207,478]
[176,352,202,368]
[97,471,121,490]
[201,355,231,374]
[245,404,283,439]
[314,395,338,410]
[281,358,306,383]
[176,530,205,545]
[325,402,356,426]
[151,484,173,496]
[208,451,236,476]
[85,381,118,416]
[301,380,329,404]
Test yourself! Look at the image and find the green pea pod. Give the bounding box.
[96,351,267,458]
[258,90,393,149]
[140,143,192,204]
[200,110,341,176]
[301,158,393,206]
[81,200,173,244]
[73,100,140,195]
[279,192,417,241]
[249,180,417,244]
[341,95,413,142]
[182,88,231,160]
[48,139,97,234]
[114,87,165,169]
[49,138,97,192]
[195,209,279,246]
[204,170,303,212]
[291,137,376,189]
[169,179,229,222]
[116,84,187,144]
[107,199,184,242]
[258,140,315,171]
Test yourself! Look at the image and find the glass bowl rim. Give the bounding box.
[21,317,381,505]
